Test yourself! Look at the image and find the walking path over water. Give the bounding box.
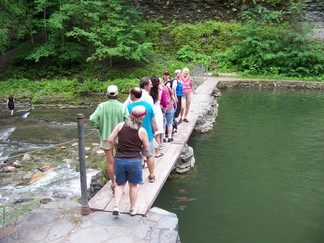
[88,79,219,215]
[4,76,322,242]
[1,77,219,242]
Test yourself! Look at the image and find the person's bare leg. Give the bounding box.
[104,149,115,187]
[146,155,154,177]
[114,183,125,207]
[154,134,161,155]
[184,101,191,119]
[167,125,173,139]
[180,97,185,120]
[180,106,184,120]
[129,183,138,209]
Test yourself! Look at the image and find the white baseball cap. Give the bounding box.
[107,85,118,96]
[131,105,146,118]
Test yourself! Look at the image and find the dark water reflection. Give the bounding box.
[154,89,324,243]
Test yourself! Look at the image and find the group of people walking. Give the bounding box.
[90,68,193,216]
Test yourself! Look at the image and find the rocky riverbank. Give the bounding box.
[1,77,221,242]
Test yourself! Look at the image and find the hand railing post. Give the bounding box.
[76,114,91,215]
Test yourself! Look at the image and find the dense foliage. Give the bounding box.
[0,0,151,68]
[220,5,324,77]
[0,0,323,102]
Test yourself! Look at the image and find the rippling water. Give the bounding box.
[0,103,100,216]
[154,88,324,243]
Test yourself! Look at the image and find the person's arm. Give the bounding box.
[151,117,158,133]
[160,89,167,108]
[108,122,123,146]
[170,88,177,109]
[172,79,178,93]
[139,127,149,153]
[89,105,101,129]
[124,95,132,107]
[173,81,178,103]
[122,103,129,120]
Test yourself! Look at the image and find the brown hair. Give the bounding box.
[130,87,142,99]
[139,77,150,89]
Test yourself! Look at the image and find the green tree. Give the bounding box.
[0,0,28,53]
[24,0,84,65]
[1,0,151,70]
[64,0,152,68]
[225,4,324,77]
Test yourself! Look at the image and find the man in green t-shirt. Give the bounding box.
[90,85,129,193]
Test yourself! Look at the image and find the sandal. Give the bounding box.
[183,118,189,122]
[148,175,155,183]
[155,153,164,158]
[111,185,115,194]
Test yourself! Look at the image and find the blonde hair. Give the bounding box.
[183,67,189,73]
[174,69,181,75]
[125,116,143,130]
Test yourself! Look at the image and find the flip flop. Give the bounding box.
[155,153,164,158]
[142,160,147,168]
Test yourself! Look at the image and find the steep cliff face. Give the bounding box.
[137,0,323,23]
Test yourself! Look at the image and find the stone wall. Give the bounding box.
[217,80,324,90]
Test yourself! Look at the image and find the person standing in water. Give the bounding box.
[7,94,15,117]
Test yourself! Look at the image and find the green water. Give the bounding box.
[154,89,324,243]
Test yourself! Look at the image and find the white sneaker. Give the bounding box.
[130,207,138,216]
[112,205,119,216]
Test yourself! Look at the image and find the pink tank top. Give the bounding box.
[180,76,192,95]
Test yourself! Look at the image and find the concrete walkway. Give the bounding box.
[0,199,179,243]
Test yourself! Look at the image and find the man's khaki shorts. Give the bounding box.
[100,140,114,150]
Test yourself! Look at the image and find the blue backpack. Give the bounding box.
[170,79,183,97]
[175,80,183,97]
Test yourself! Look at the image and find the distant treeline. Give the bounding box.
[0,0,323,82]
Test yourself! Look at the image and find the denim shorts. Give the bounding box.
[114,157,142,185]
[165,109,174,127]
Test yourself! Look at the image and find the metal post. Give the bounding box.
[206,60,208,80]
[199,62,205,84]
[76,114,91,215]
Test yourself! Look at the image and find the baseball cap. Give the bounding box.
[163,70,170,75]
[131,105,147,118]
[107,85,118,96]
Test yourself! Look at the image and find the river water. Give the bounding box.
[0,98,101,218]
[1,88,324,241]
[154,88,324,243]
